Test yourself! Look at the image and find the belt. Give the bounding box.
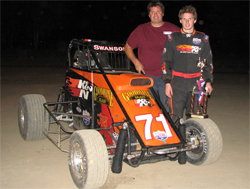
[172,70,201,78]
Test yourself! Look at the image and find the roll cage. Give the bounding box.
[68,39,131,71]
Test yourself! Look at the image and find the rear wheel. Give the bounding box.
[18,94,49,141]
[68,130,109,189]
[185,118,223,166]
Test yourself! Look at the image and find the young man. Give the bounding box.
[162,5,213,121]
[125,1,179,112]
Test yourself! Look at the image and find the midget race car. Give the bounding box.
[18,39,223,189]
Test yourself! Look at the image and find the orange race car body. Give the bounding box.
[62,39,185,150]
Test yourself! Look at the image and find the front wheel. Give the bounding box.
[18,94,49,141]
[68,130,109,189]
[185,118,223,166]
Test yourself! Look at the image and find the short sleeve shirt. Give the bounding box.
[126,22,179,77]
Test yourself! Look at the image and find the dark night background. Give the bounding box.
[1,1,249,73]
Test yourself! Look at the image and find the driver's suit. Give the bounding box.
[161,29,213,120]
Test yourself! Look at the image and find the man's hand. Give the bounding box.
[125,43,145,74]
[134,60,145,74]
[165,83,173,98]
[205,82,213,95]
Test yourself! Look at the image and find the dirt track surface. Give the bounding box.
[1,67,249,189]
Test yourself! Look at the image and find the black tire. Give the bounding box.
[185,118,223,166]
[18,94,49,141]
[68,130,109,189]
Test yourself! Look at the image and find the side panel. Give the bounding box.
[67,69,126,124]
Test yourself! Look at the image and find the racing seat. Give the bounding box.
[96,52,111,69]
[73,50,88,69]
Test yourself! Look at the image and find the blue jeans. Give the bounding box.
[146,75,170,112]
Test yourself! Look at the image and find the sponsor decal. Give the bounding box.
[193,38,201,45]
[67,78,93,100]
[93,45,124,51]
[176,44,201,54]
[162,62,167,74]
[135,99,151,107]
[82,110,90,125]
[97,113,109,128]
[83,118,90,125]
[153,130,168,141]
[77,80,93,99]
[93,86,114,107]
[122,90,154,102]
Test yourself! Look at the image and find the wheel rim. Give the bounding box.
[71,142,85,180]
[186,126,205,160]
[20,107,25,129]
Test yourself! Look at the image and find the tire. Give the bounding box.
[185,118,223,166]
[68,130,109,189]
[18,94,49,141]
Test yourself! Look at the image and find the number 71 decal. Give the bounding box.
[135,114,173,140]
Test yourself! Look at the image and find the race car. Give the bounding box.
[18,38,223,189]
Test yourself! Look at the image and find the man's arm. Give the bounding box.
[124,43,145,74]
[161,37,174,98]
[202,35,214,95]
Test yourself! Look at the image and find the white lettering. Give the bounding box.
[77,80,93,92]
[191,46,201,53]
[79,89,89,99]
[201,132,207,153]
[92,45,124,51]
